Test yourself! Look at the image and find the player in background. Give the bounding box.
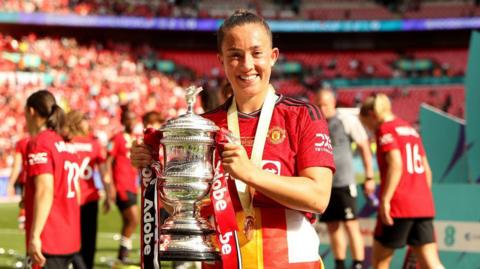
[7,135,30,229]
[105,105,140,263]
[315,88,375,269]
[63,110,114,269]
[359,94,444,269]
[24,90,81,268]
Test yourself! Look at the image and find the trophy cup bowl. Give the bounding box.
[157,87,221,261]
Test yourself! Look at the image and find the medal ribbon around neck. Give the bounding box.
[227,85,277,238]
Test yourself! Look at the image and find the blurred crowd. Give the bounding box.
[0,33,200,168]
[1,0,479,20]
[0,0,198,18]
[0,32,466,169]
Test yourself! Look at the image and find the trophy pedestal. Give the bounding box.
[159,233,220,261]
[159,215,220,261]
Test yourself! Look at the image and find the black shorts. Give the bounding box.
[374,217,436,249]
[42,253,74,269]
[320,185,358,222]
[116,191,138,211]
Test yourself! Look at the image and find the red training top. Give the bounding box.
[15,136,30,184]
[25,130,81,255]
[71,135,106,205]
[204,95,336,211]
[376,117,435,218]
[108,132,138,198]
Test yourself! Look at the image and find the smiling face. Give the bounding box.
[218,23,279,101]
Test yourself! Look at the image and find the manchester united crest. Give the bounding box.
[268,126,286,144]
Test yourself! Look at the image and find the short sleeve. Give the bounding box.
[418,138,426,156]
[340,114,368,144]
[27,140,54,177]
[377,125,399,153]
[15,140,23,153]
[297,107,336,173]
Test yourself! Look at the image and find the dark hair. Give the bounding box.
[216,9,272,53]
[142,111,164,126]
[26,90,65,133]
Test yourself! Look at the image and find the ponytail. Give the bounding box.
[46,104,65,133]
[26,90,65,134]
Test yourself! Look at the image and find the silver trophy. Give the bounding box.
[158,86,221,261]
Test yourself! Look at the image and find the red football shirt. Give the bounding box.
[71,136,106,205]
[15,137,29,184]
[376,117,435,218]
[204,96,335,210]
[108,132,138,196]
[25,130,81,255]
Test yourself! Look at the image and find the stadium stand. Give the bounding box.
[2,0,480,19]
[0,31,467,168]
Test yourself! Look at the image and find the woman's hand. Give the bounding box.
[379,200,393,226]
[28,236,46,267]
[7,183,15,197]
[221,143,259,183]
[363,177,376,197]
[102,183,116,214]
[130,140,153,168]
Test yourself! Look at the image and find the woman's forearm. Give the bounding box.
[31,174,54,239]
[244,167,333,214]
[381,150,403,203]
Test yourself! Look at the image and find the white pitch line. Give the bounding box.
[0,228,137,239]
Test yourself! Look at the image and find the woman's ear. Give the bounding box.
[217,53,224,66]
[28,106,36,117]
[270,47,279,67]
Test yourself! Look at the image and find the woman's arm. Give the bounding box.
[221,143,333,214]
[98,162,115,213]
[422,156,432,189]
[103,156,117,206]
[357,140,376,195]
[29,173,54,266]
[379,149,403,225]
[7,152,22,196]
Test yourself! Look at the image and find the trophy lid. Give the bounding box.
[160,86,219,133]
[161,113,219,132]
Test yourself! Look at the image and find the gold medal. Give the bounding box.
[243,215,255,241]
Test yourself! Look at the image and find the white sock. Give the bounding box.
[120,236,132,250]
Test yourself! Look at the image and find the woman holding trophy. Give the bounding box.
[132,10,335,269]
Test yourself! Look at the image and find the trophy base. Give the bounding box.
[159,250,221,261]
[159,233,220,261]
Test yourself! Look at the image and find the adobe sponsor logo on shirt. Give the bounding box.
[315,133,333,154]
